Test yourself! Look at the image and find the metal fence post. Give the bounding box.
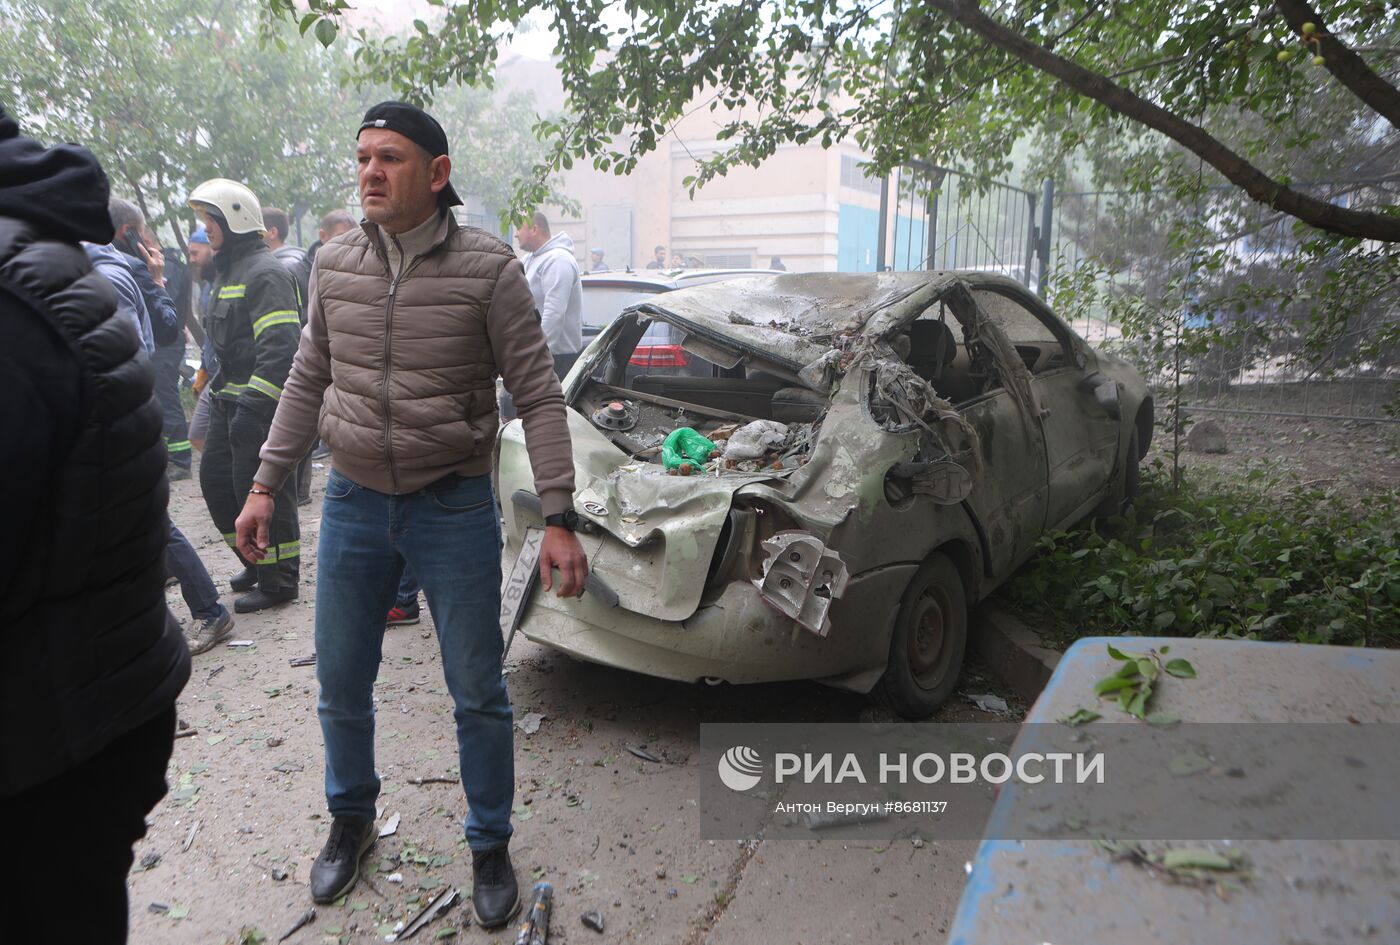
[1037,178,1054,295]
[877,173,891,272]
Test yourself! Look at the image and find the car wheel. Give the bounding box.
[1094,426,1140,518]
[873,553,968,720]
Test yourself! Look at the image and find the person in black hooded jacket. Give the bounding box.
[0,105,191,942]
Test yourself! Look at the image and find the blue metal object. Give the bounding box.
[950,637,1400,944]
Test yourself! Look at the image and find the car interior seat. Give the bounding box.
[906,319,957,383]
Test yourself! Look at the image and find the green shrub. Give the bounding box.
[1001,465,1400,648]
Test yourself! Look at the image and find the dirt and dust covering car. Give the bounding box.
[495,271,1152,718]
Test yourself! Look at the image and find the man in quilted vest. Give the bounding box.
[236,101,588,928]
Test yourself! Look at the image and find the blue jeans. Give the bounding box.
[396,565,421,609]
[315,469,513,850]
[166,519,227,621]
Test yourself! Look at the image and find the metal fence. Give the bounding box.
[877,162,1050,289]
[1047,181,1400,425]
[876,166,1399,426]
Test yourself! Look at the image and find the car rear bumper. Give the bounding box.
[507,548,910,689]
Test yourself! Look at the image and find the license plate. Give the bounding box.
[500,526,544,657]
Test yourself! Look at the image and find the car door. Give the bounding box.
[972,285,1118,530]
[903,285,1050,578]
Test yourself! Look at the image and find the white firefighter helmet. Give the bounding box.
[187,178,266,236]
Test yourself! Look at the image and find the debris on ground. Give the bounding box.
[270,867,289,882]
[1184,418,1229,454]
[182,819,201,852]
[379,811,401,838]
[966,693,1009,713]
[1096,840,1250,893]
[226,640,255,648]
[514,882,553,945]
[276,908,316,943]
[140,851,162,870]
[626,746,663,764]
[516,712,546,735]
[288,654,317,667]
[394,887,460,940]
[581,910,605,933]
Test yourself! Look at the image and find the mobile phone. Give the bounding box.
[123,228,146,257]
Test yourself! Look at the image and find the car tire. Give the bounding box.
[873,552,968,720]
[1094,426,1141,518]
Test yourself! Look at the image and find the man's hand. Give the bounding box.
[235,491,275,562]
[539,526,588,598]
[133,237,165,287]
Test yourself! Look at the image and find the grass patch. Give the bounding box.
[1000,463,1400,649]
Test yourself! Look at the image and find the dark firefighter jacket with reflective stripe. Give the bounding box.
[206,236,300,416]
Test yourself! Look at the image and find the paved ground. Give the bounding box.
[130,462,1015,944]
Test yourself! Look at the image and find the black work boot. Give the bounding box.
[229,567,257,593]
[310,815,376,904]
[234,586,298,613]
[471,845,521,928]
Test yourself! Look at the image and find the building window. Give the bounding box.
[840,155,884,196]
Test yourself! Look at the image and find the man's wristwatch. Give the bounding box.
[544,510,579,531]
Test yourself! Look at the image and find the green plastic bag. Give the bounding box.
[661,427,717,472]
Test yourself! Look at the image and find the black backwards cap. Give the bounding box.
[358,101,463,208]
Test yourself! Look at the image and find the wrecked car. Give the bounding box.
[496,272,1151,718]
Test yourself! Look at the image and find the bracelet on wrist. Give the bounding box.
[249,487,274,497]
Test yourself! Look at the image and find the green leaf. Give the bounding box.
[1126,689,1149,718]
[680,874,698,884]
[1164,659,1197,678]
[1094,675,1136,696]
[314,17,339,47]
[298,12,318,35]
[1060,708,1102,726]
[168,905,190,920]
[1161,848,1233,871]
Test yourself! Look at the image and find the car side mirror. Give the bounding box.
[1093,379,1122,420]
[1078,374,1122,420]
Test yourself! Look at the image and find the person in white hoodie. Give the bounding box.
[517,211,583,379]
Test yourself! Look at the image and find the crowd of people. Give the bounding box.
[1,100,590,941]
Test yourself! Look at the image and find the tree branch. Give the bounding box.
[1273,0,1400,129]
[928,0,1400,243]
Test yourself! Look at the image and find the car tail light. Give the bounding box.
[629,344,689,368]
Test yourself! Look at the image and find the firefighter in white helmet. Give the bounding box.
[187,178,302,621]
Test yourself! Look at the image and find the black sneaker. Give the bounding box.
[471,846,521,929]
[229,567,257,593]
[310,815,377,904]
[234,586,298,613]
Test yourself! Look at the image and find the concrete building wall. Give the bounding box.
[493,53,877,273]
